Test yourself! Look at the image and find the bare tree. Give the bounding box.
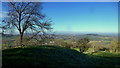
[1,2,52,46]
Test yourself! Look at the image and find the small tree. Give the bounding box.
[1,2,52,46]
[77,38,90,52]
[109,40,120,53]
[91,41,103,51]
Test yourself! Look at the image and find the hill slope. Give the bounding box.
[2,45,120,68]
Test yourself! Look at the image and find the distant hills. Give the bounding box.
[0,33,18,38]
[86,34,99,36]
[1,32,118,38]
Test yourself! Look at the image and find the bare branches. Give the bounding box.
[2,2,52,46]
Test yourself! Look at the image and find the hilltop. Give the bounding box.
[2,45,120,68]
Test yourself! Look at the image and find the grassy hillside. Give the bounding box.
[2,45,120,68]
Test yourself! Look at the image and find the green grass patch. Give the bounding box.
[92,51,120,57]
[71,48,80,52]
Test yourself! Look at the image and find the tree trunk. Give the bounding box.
[20,32,24,46]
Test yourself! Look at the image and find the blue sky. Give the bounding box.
[1,2,118,33]
[42,2,118,33]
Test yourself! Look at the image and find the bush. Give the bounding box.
[77,38,90,52]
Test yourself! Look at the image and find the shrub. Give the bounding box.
[77,38,90,52]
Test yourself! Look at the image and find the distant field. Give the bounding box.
[2,45,120,68]
[2,33,117,49]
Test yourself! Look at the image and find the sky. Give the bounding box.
[42,2,118,33]
[0,2,118,34]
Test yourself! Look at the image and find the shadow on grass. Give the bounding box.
[2,45,120,68]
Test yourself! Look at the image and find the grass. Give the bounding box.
[2,45,120,68]
[88,51,120,68]
[71,48,80,52]
[92,51,120,57]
